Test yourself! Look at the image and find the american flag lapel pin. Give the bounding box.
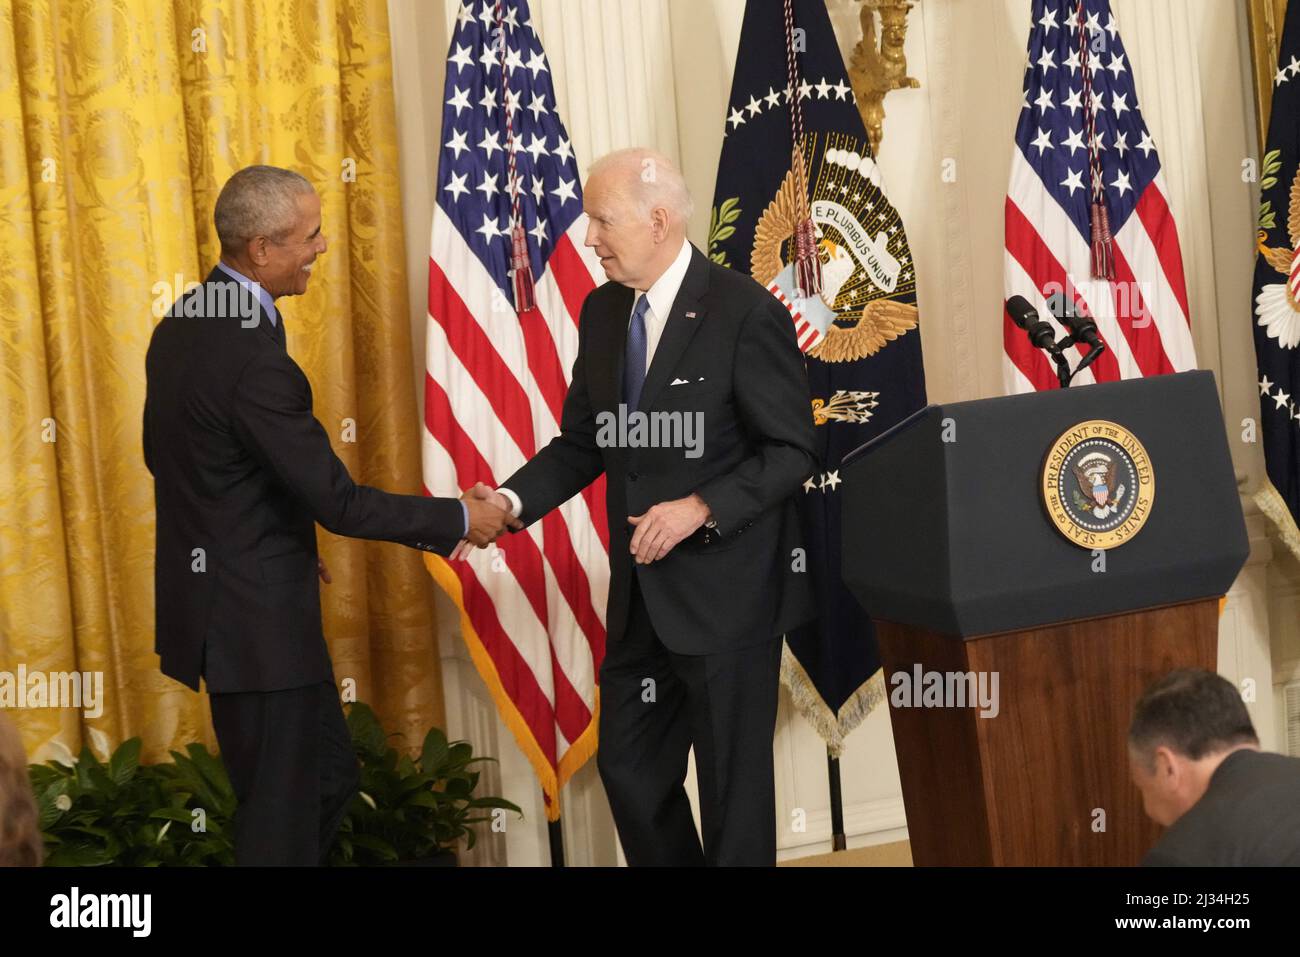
[685,311,697,319]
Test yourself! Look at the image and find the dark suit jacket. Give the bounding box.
[1142,749,1300,866]
[144,268,463,693]
[503,245,817,654]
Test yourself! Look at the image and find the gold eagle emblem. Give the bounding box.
[752,162,918,363]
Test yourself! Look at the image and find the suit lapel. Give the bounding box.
[637,246,710,412]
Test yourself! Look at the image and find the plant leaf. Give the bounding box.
[421,727,451,772]
[108,738,142,786]
[346,702,389,759]
[349,834,399,862]
[148,808,198,824]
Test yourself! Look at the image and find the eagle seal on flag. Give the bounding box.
[1255,165,1300,351]
[748,133,919,362]
[709,0,927,755]
[1250,0,1300,561]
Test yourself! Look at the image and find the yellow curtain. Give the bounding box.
[0,0,444,765]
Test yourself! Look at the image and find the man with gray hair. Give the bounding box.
[144,165,516,864]
[1128,668,1300,865]
[464,147,816,865]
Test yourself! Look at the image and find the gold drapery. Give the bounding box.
[1248,0,1290,154]
[0,0,443,766]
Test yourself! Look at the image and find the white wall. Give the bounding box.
[390,0,1299,865]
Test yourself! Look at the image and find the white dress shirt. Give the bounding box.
[499,238,694,519]
[634,237,692,374]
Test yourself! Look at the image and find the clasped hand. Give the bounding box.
[450,483,520,560]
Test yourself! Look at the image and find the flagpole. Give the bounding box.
[826,751,847,851]
[547,814,566,867]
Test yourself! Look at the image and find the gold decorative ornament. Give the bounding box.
[1248,0,1290,156]
[848,0,920,153]
[811,390,880,425]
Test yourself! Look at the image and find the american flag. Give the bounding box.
[1004,0,1196,392]
[422,0,607,819]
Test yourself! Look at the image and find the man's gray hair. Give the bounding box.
[589,147,694,223]
[214,165,314,252]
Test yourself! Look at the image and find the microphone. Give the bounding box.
[1008,294,1073,388]
[1055,308,1106,353]
[1006,295,1058,353]
[1045,291,1107,378]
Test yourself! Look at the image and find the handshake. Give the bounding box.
[452,482,521,560]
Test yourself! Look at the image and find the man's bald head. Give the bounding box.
[583,147,693,291]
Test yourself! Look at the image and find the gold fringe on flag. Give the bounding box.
[1255,481,1300,563]
[780,641,887,758]
[425,554,599,822]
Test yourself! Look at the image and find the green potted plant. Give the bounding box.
[31,738,236,866]
[328,702,522,866]
[30,703,520,866]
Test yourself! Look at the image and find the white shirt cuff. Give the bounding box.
[498,487,523,519]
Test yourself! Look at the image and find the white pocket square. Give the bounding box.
[671,377,689,386]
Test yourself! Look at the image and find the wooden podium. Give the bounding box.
[840,372,1247,866]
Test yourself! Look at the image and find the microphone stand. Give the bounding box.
[1048,330,1107,389]
[1049,346,1072,390]
[1008,296,1108,389]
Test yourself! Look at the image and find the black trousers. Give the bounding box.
[597,577,784,866]
[209,679,359,866]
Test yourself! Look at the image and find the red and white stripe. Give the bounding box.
[424,208,606,788]
[767,281,823,353]
[1003,149,1196,394]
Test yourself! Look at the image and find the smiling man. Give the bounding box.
[143,165,515,865]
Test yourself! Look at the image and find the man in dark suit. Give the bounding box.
[144,165,515,865]
[462,148,816,865]
[1129,668,1300,866]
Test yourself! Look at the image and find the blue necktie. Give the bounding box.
[624,294,649,411]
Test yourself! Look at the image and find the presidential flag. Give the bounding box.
[423,0,607,819]
[1251,2,1300,561]
[1004,0,1196,393]
[709,0,926,754]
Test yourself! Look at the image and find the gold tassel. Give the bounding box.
[791,147,822,297]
